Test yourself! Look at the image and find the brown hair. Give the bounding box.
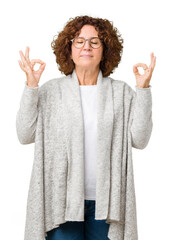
[51,15,124,77]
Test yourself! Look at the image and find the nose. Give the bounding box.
[83,39,91,49]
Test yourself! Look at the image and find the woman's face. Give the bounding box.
[70,25,103,70]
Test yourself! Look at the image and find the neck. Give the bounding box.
[75,67,100,85]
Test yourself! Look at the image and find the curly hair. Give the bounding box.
[51,15,124,77]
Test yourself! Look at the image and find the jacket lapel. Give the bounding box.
[95,69,114,219]
[61,68,114,220]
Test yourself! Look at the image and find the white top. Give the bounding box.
[79,85,97,200]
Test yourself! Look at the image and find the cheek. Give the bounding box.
[96,51,103,59]
[72,49,81,58]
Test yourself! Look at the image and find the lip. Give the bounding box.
[80,55,93,57]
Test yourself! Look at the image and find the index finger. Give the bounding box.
[134,63,148,70]
[30,59,45,64]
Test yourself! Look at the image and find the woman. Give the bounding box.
[17,15,156,240]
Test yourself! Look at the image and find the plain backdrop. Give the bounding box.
[0,0,171,239]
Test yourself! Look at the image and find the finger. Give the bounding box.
[150,52,154,68]
[152,55,156,70]
[36,63,46,73]
[133,65,141,76]
[151,53,156,66]
[149,52,156,71]
[31,59,45,64]
[30,59,46,71]
[19,50,29,67]
[25,46,31,64]
[39,62,46,71]
[18,60,26,71]
[30,61,36,69]
[134,63,149,70]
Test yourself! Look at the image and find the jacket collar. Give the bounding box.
[61,68,119,220]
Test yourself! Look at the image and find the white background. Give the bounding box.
[0,0,171,239]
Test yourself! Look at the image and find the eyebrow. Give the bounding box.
[78,36,98,38]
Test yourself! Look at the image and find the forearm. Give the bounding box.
[130,85,153,149]
[16,81,39,144]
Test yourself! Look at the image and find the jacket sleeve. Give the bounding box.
[130,85,153,149]
[16,81,40,144]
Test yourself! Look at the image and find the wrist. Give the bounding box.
[136,85,150,88]
[26,82,38,88]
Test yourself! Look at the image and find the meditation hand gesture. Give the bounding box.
[18,46,46,88]
[133,52,156,88]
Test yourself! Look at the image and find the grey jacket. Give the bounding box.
[16,69,153,240]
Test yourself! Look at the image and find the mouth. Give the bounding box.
[80,55,93,57]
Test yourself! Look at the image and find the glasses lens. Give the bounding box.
[73,37,102,48]
[73,38,84,48]
[90,38,101,48]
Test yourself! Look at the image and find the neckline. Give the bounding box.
[79,85,97,86]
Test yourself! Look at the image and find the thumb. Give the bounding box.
[39,63,46,72]
[133,65,140,76]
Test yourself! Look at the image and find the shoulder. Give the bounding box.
[40,75,68,90]
[108,77,135,97]
[38,75,70,95]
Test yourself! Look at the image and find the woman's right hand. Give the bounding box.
[18,46,46,88]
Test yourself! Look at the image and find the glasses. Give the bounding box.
[71,37,103,49]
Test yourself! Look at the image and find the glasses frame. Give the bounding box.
[70,37,103,49]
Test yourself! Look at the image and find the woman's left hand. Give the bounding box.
[133,52,156,88]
